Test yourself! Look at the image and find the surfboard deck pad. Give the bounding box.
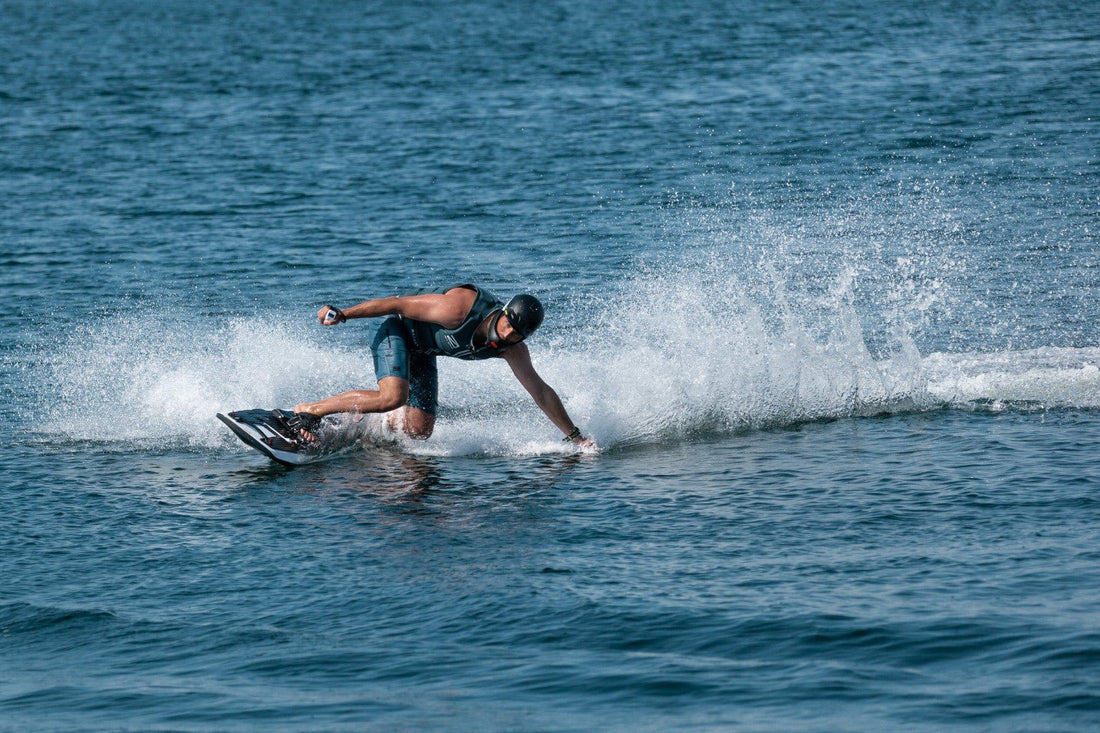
[217,409,325,466]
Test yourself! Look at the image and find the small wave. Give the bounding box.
[924,347,1100,410]
[0,600,119,636]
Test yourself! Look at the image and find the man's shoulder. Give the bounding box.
[441,285,479,307]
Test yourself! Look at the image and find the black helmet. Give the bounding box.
[501,294,544,338]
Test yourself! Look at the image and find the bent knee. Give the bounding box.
[376,378,410,412]
[402,408,435,440]
[403,425,433,440]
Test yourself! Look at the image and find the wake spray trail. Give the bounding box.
[464,248,1100,451]
[24,313,373,450]
[537,256,934,448]
[21,262,1100,456]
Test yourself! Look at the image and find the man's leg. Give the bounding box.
[295,316,412,417]
[295,376,409,417]
[398,352,438,439]
[389,406,436,440]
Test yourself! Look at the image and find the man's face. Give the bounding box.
[496,312,525,345]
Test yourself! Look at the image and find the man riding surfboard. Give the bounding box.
[291,284,593,447]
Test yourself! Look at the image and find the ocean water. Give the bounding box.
[2,0,1099,730]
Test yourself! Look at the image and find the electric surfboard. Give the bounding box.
[217,409,327,466]
[219,409,385,466]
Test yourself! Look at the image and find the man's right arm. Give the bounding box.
[326,296,408,322]
[317,287,475,328]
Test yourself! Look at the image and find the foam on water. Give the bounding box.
[24,314,371,450]
[21,261,1099,457]
[17,185,1095,456]
[523,256,1099,449]
[924,347,1100,410]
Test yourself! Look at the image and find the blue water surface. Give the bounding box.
[2,0,1098,730]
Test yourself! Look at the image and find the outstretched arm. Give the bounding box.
[503,343,593,447]
[318,287,477,329]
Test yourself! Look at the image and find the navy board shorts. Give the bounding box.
[370,316,439,414]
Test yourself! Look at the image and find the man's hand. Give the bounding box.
[564,426,595,448]
[318,305,346,325]
[571,435,596,449]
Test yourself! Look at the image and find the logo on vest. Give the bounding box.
[443,335,460,350]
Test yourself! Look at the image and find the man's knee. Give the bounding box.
[402,408,435,440]
[376,377,410,412]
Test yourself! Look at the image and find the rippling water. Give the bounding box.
[2,0,1098,730]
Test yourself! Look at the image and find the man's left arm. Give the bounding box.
[503,343,593,447]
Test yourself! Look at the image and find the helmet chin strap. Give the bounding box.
[485,309,523,349]
[486,310,505,349]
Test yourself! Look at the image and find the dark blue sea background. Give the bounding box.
[2,0,1099,730]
